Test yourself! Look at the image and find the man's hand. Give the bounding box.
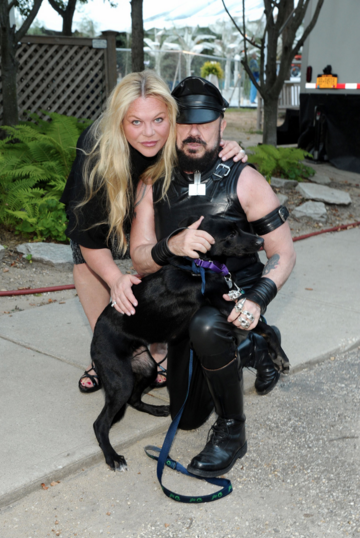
[168,216,215,258]
[219,140,248,163]
[223,295,261,330]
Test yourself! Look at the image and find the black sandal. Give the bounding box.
[78,362,102,393]
[150,355,168,389]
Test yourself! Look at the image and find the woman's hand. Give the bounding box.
[167,216,215,258]
[219,140,248,163]
[110,273,142,316]
[223,295,261,331]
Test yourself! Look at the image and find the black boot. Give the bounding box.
[187,356,247,478]
[238,332,280,396]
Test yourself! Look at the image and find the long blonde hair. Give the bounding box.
[79,70,178,254]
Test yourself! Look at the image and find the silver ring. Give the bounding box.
[238,316,250,329]
[234,298,246,313]
[240,149,246,155]
[242,310,254,323]
[111,301,117,307]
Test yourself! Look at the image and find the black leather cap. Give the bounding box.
[172,76,229,124]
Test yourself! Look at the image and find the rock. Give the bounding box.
[296,183,351,205]
[270,177,298,189]
[0,245,5,261]
[276,193,288,205]
[16,243,73,267]
[311,173,331,185]
[292,201,327,222]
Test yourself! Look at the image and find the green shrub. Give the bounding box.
[247,145,315,182]
[200,61,224,80]
[0,112,91,242]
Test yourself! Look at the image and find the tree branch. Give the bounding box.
[15,0,43,41]
[278,6,296,35]
[48,0,65,16]
[242,0,247,64]
[7,0,16,12]
[221,0,261,49]
[292,0,324,56]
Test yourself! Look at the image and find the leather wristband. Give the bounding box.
[244,277,277,315]
[151,227,187,266]
[250,206,289,236]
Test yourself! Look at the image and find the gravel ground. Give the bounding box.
[1,347,359,538]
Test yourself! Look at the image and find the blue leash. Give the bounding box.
[144,350,233,503]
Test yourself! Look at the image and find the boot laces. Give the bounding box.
[207,418,230,444]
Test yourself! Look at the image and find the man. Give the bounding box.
[130,76,296,478]
[249,53,260,104]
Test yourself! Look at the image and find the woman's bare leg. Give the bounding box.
[74,264,168,389]
[150,342,168,385]
[74,263,110,388]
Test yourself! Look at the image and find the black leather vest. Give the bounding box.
[153,158,264,283]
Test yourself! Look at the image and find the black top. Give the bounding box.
[153,158,264,285]
[60,126,158,249]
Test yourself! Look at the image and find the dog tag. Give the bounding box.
[189,171,206,196]
[226,280,244,301]
[228,289,242,300]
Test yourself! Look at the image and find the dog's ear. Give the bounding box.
[178,215,200,228]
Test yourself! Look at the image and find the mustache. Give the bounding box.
[182,136,206,146]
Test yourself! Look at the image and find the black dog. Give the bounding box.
[91,215,288,470]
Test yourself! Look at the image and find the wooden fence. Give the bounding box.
[256,81,301,130]
[0,31,118,123]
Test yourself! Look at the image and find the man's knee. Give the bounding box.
[189,306,236,367]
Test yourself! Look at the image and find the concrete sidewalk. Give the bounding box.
[0,227,359,508]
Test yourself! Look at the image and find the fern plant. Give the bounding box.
[0,112,91,242]
[247,145,315,182]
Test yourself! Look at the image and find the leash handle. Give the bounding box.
[144,351,233,504]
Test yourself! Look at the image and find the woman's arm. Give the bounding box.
[79,246,141,316]
[219,140,248,162]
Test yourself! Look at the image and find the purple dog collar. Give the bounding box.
[193,258,230,276]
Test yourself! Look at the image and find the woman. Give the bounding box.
[61,70,246,392]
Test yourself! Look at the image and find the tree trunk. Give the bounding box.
[0,14,19,125]
[131,0,144,72]
[61,0,77,36]
[262,96,279,146]
[282,0,294,80]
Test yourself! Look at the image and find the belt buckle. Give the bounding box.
[278,206,288,222]
[213,163,231,178]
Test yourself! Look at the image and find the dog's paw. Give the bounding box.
[153,405,170,417]
[106,454,127,472]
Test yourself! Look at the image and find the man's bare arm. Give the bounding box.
[226,167,296,329]
[131,182,215,275]
[237,166,296,291]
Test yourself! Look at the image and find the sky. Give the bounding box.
[25,0,265,34]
